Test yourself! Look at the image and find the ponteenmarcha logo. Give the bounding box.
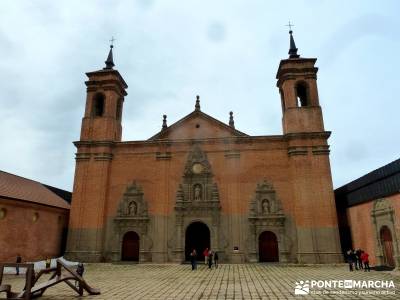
[294,279,395,296]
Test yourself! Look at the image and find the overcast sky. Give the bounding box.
[0,0,399,191]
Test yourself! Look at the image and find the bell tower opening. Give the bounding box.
[295,82,308,107]
[92,93,105,117]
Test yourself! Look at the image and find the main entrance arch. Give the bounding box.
[121,231,140,261]
[185,222,210,261]
[259,231,279,262]
[380,226,395,267]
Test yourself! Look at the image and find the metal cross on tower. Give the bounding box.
[286,21,294,32]
[110,36,116,47]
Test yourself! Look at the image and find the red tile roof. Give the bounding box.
[0,171,70,209]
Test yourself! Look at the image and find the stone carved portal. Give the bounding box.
[171,145,221,262]
[113,182,152,262]
[248,180,288,262]
[371,198,399,268]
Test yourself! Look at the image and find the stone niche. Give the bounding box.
[111,182,152,262]
[247,180,290,262]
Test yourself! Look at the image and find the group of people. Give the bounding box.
[346,249,370,272]
[189,247,219,270]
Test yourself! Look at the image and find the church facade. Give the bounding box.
[66,33,342,264]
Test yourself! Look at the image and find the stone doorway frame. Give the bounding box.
[248,180,289,263]
[111,182,152,262]
[371,198,399,268]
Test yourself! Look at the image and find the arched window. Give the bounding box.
[116,98,123,120]
[93,93,105,117]
[295,82,309,107]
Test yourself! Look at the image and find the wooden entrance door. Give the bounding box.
[380,226,395,267]
[122,231,139,261]
[259,231,279,262]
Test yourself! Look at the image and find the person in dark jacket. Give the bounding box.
[16,254,22,275]
[208,250,213,269]
[355,249,363,270]
[190,249,197,270]
[351,250,358,270]
[214,252,219,268]
[346,249,354,271]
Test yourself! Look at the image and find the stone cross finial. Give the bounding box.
[162,114,168,130]
[195,95,200,111]
[229,111,235,128]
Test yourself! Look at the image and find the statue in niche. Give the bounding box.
[127,201,137,216]
[262,199,271,214]
[193,184,202,201]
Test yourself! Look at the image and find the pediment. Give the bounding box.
[149,111,247,140]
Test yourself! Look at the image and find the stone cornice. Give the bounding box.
[284,131,331,140]
[74,140,115,147]
[224,150,240,159]
[94,153,113,161]
[311,145,330,155]
[287,146,308,156]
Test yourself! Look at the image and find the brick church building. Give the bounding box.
[66,31,342,263]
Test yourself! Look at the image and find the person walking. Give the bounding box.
[355,249,363,270]
[346,249,354,271]
[350,249,358,270]
[361,251,370,272]
[208,250,213,269]
[214,251,219,268]
[16,254,22,275]
[203,248,209,265]
[190,249,197,271]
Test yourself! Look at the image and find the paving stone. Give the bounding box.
[1,264,399,299]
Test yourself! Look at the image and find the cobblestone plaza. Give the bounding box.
[3,264,399,299]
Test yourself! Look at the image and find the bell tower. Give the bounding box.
[275,28,342,264]
[276,29,324,134]
[66,43,128,262]
[80,44,128,141]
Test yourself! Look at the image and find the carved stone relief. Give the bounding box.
[170,145,222,262]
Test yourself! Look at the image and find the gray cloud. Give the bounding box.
[0,0,399,191]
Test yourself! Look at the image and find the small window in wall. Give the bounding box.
[32,212,39,223]
[93,93,105,117]
[295,82,309,107]
[0,208,7,220]
[116,98,123,120]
